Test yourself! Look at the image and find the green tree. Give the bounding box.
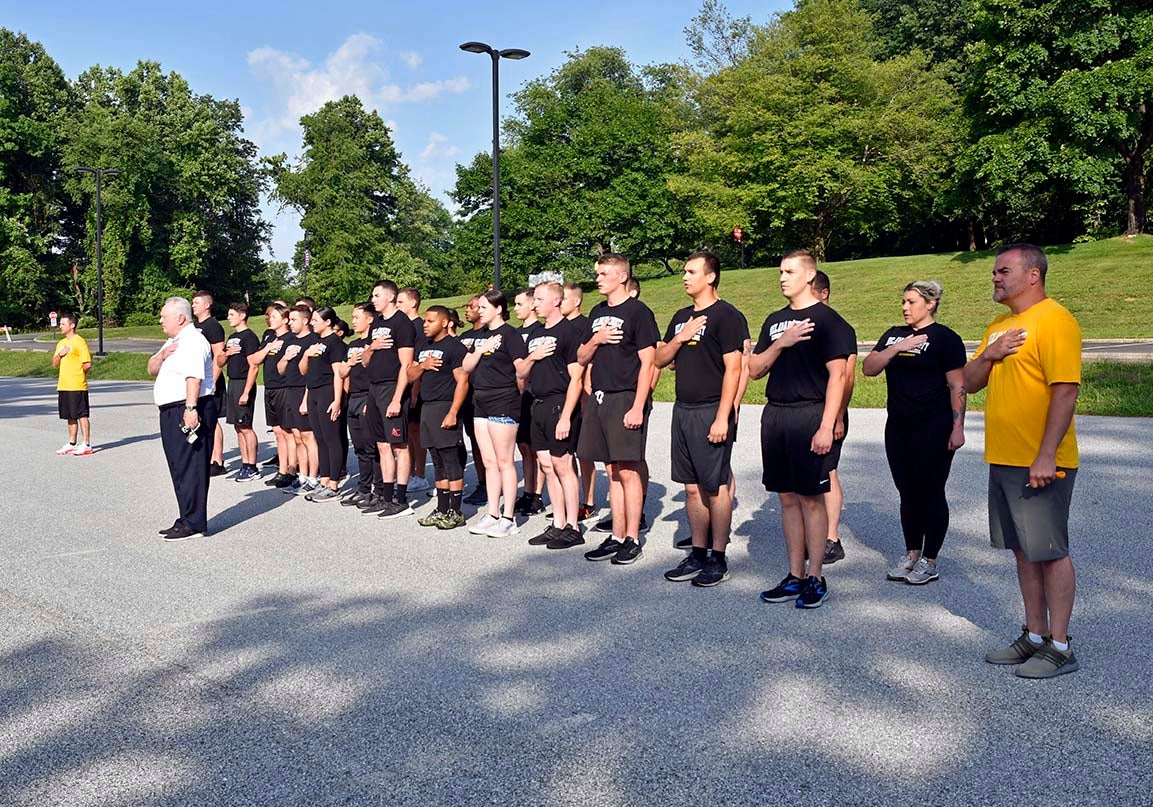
[675,0,961,259]
[964,0,1153,236]
[267,96,450,303]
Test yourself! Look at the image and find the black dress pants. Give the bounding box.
[159,395,218,534]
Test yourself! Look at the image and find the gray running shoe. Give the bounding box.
[985,626,1046,665]
[904,557,939,585]
[1015,640,1079,678]
[485,517,520,538]
[886,554,918,581]
[306,486,340,502]
[469,513,500,535]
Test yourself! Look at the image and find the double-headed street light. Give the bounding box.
[75,166,120,356]
[459,41,530,291]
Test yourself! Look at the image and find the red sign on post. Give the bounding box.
[49,311,58,328]
[732,227,744,243]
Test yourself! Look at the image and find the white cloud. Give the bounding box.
[400,50,423,69]
[420,132,460,161]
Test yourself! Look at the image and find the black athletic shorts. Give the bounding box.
[283,387,311,432]
[517,392,534,444]
[828,409,849,470]
[530,394,580,457]
[760,401,834,496]
[367,381,409,444]
[57,390,89,420]
[409,397,422,425]
[265,387,288,429]
[577,389,649,464]
[671,401,735,493]
[226,379,256,427]
[420,400,464,449]
[473,386,521,422]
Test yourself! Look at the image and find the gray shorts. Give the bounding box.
[988,464,1077,562]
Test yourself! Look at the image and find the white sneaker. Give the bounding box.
[72,442,93,456]
[407,475,431,493]
[886,554,918,581]
[469,513,500,535]
[485,517,520,538]
[56,442,77,455]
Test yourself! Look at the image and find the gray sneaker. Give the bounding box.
[886,554,918,581]
[469,513,500,535]
[485,517,520,538]
[905,557,939,585]
[306,486,340,502]
[1015,640,1080,679]
[985,626,1046,665]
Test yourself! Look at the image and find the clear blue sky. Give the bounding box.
[9,0,786,262]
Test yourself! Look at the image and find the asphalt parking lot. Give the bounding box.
[2,377,1151,806]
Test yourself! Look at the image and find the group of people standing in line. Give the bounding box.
[59,241,1079,680]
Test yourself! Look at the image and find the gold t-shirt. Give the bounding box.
[55,335,92,391]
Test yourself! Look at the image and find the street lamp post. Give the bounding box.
[75,166,120,356]
[459,41,530,291]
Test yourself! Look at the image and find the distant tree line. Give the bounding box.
[2,0,1150,324]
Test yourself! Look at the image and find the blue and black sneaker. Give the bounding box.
[759,573,804,603]
[795,576,830,609]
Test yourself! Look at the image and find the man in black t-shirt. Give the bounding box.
[193,290,227,476]
[342,302,381,507]
[459,295,489,506]
[219,302,261,481]
[277,305,320,496]
[750,250,856,610]
[562,282,599,523]
[514,288,545,516]
[656,251,748,588]
[360,279,416,519]
[518,282,585,550]
[812,271,857,566]
[576,253,660,566]
[397,287,432,494]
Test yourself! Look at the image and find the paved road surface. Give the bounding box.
[2,378,1151,806]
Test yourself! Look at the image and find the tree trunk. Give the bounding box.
[967,220,977,252]
[1124,155,1147,235]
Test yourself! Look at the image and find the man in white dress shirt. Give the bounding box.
[148,296,217,541]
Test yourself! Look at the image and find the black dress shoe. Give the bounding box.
[159,522,181,536]
[163,524,202,542]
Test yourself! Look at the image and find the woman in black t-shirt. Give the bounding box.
[863,281,968,585]
[299,306,349,501]
[461,290,529,537]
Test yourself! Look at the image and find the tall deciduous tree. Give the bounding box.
[267,96,450,303]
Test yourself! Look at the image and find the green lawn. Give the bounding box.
[3,350,1151,416]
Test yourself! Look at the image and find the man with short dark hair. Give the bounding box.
[277,305,320,495]
[577,254,660,565]
[460,294,489,506]
[752,249,856,609]
[966,243,1082,679]
[361,279,416,518]
[514,287,545,516]
[192,290,227,476]
[657,251,747,587]
[342,303,381,507]
[220,302,261,480]
[53,312,93,456]
[811,270,856,565]
[562,282,599,523]
[397,287,431,493]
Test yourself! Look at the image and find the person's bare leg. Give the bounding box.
[395,445,411,486]
[473,421,501,517]
[780,493,807,578]
[519,443,537,496]
[684,484,709,547]
[213,422,224,465]
[580,457,596,508]
[619,463,643,537]
[607,463,625,538]
[705,483,733,552]
[79,417,91,445]
[378,441,396,484]
[538,451,564,529]
[67,419,78,444]
[491,423,519,519]
[553,453,579,528]
[303,433,318,478]
[1015,549,1050,637]
[798,493,827,579]
[826,469,843,542]
[1041,556,1076,643]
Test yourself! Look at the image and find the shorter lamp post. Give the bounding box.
[75,166,120,356]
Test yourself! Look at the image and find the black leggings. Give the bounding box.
[884,413,955,559]
[307,386,344,480]
[430,444,464,482]
[347,393,379,494]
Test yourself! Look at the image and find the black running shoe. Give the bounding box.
[584,537,622,561]
[692,557,730,588]
[463,486,488,506]
[264,472,285,487]
[664,555,705,582]
[639,512,649,532]
[521,495,546,516]
[378,500,414,519]
[262,453,279,467]
[546,526,585,550]
[593,514,613,533]
[360,497,388,514]
[209,462,226,477]
[611,538,642,565]
[674,536,693,550]
[341,491,369,507]
[760,573,805,603]
[577,504,600,523]
[273,473,298,489]
[528,525,561,546]
[796,576,829,609]
[823,539,845,565]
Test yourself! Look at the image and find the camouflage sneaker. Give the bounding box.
[418,510,448,528]
[1016,640,1080,679]
[985,626,1046,665]
[437,509,467,530]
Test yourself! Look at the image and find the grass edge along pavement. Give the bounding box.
[3,350,1152,417]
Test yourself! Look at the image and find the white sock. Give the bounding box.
[1028,631,1044,645]
[1051,638,1069,652]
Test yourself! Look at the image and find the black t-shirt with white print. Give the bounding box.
[528,317,581,399]
[282,331,319,388]
[873,322,966,420]
[305,332,348,389]
[663,299,749,405]
[418,335,467,403]
[261,330,290,389]
[346,337,371,395]
[471,322,529,390]
[583,297,660,394]
[224,328,260,381]
[366,310,415,384]
[754,302,856,404]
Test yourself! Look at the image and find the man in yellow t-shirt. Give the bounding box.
[964,243,1081,680]
[53,312,94,455]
